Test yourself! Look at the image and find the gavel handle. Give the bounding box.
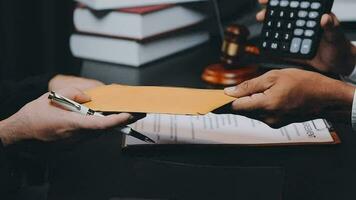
[244,45,260,56]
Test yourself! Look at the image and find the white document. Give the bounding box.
[128,113,334,145]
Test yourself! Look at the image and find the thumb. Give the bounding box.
[320,13,341,43]
[56,87,91,103]
[224,72,276,98]
[232,93,267,112]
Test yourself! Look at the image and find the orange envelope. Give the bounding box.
[84,84,236,115]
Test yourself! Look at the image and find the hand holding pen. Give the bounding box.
[0,88,143,146]
[48,91,155,143]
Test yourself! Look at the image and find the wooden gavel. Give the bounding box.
[220,24,260,67]
[202,24,261,86]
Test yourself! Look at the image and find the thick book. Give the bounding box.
[76,0,207,10]
[123,113,340,148]
[70,31,209,67]
[74,5,207,40]
[80,40,216,85]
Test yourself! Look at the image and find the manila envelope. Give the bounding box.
[84,84,236,115]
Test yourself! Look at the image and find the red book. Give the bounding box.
[120,4,172,14]
[74,4,207,40]
[75,0,207,10]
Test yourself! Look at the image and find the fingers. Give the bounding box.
[73,92,91,104]
[258,0,268,5]
[224,71,279,114]
[57,87,91,103]
[256,9,266,22]
[74,113,133,130]
[224,71,276,98]
[320,13,342,43]
[231,93,267,112]
[320,13,340,29]
[256,0,268,21]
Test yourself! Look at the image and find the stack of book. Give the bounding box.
[70,0,209,67]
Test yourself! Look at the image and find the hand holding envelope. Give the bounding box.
[84,84,236,115]
[83,84,339,147]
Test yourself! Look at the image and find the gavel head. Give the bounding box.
[221,24,259,66]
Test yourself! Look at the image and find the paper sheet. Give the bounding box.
[128,113,334,145]
[85,84,235,115]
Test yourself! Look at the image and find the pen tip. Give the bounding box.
[146,139,156,144]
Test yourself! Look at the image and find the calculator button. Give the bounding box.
[309,12,319,19]
[289,11,296,19]
[276,21,283,28]
[294,29,304,36]
[286,22,294,30]
[262,41,269,49]
[280,0,289,7]
[274,32,281,40]
[270,0,279,7]
[271,42,279,50]
[290,38,302,53]
[301,39,312,54]
[300,1,310,9]
[311,2,321,10]
[263,30,272,38]
[306,20,317,28]
[283,33,292,41]
[279,11,285,18]
[304,30,315,37]
[269,9,277,17]
[296,20,306,27]
[290,1,299,8]
[281,43,290,51]
[298,11,308,18]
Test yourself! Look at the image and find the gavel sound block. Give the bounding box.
[202,24,261,86]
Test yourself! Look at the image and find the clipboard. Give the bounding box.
[121,115,341,150]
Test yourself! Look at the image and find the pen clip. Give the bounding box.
[49,91,81,111]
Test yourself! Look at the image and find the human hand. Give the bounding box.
[257,0,356,75]
[48,75,104,91]
[224,69,355,128]
[0,88,135,146]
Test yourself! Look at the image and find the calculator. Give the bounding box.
[260,0,334,59]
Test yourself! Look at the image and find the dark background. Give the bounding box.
[0,0,257,81]
[0,0,80,81]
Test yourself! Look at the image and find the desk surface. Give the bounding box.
[49,39,356,200]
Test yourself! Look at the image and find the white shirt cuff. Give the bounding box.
[345,42,356,129]
[348,65,356,82]
[346,41,356,82]
[352,89,356,131]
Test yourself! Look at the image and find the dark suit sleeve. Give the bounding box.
[0,141,8,194]
[0,74,55,196]
[0,74,55,120]
[0,140,15,197]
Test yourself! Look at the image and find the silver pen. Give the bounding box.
[48,91,155,143]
